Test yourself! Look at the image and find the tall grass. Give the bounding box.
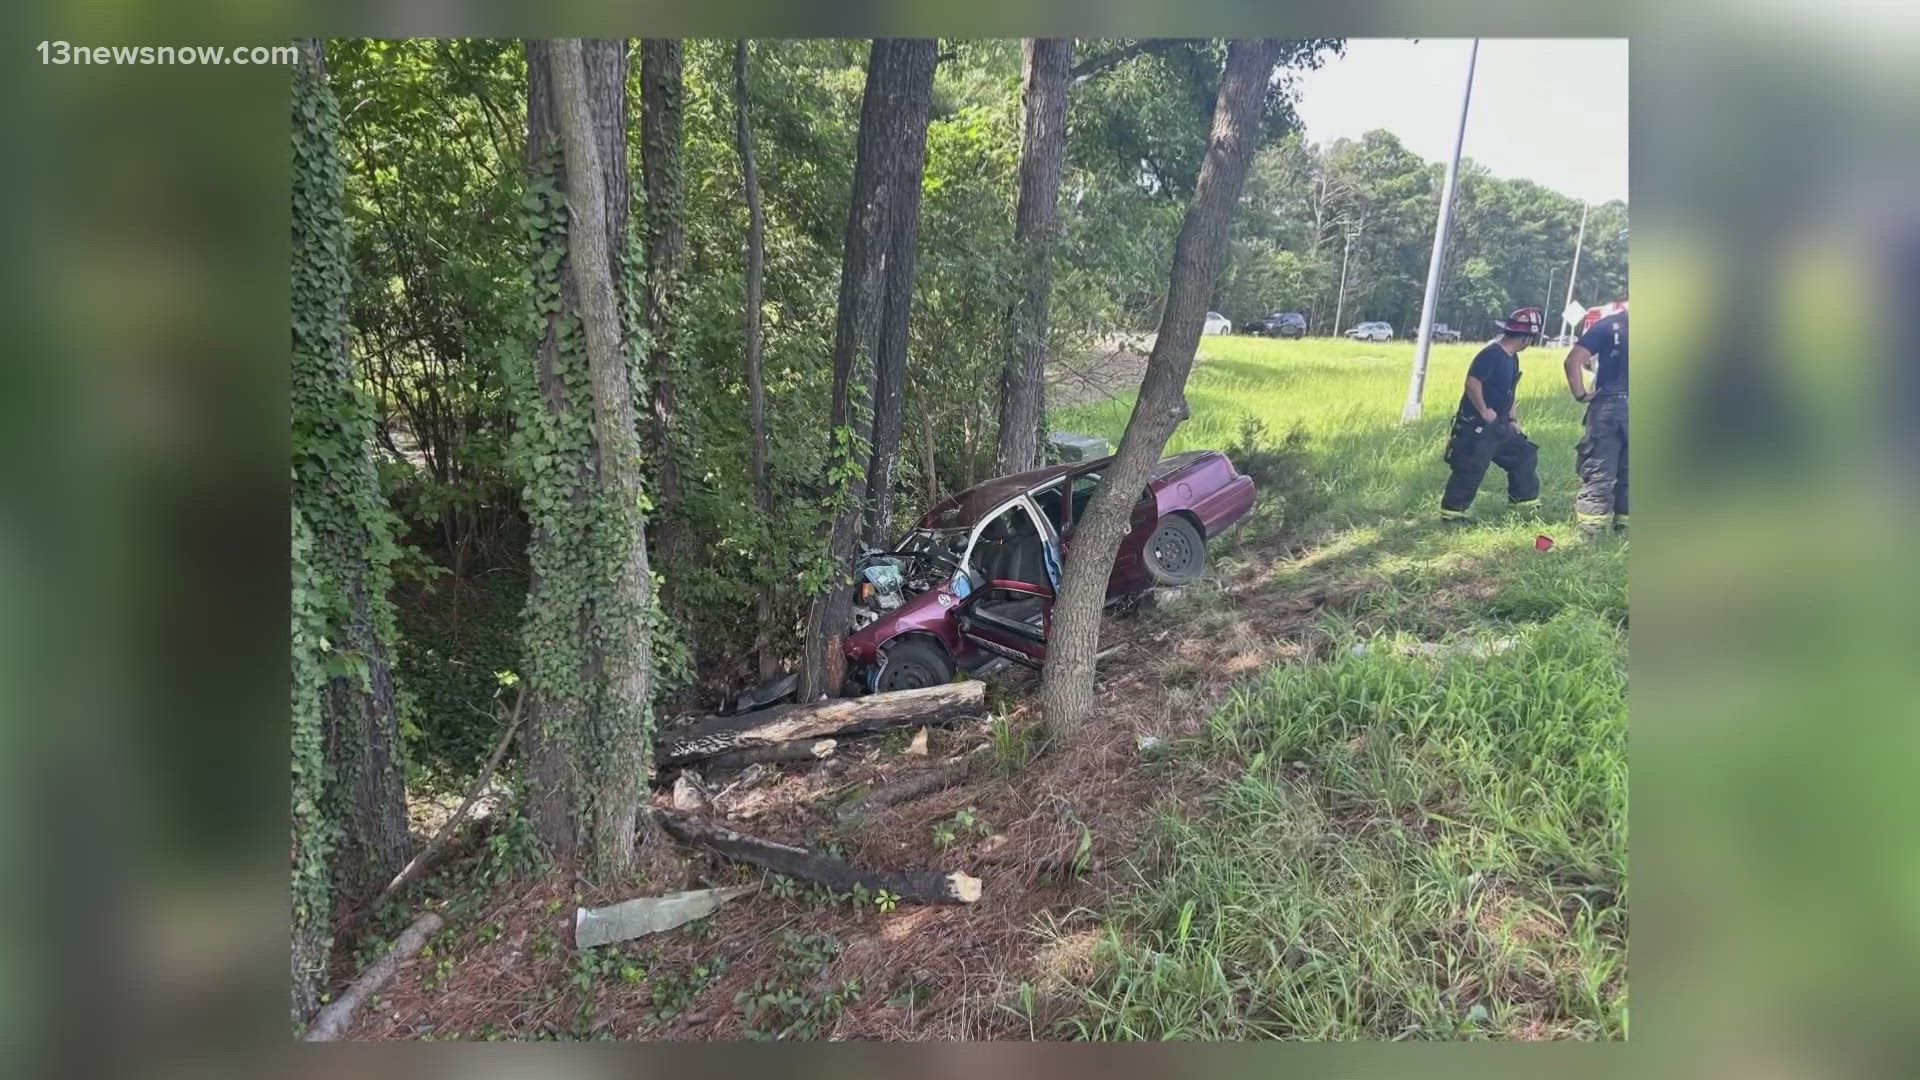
[1043,334,1627,1040]
[1058,335,1587,531]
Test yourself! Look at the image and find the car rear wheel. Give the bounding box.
[874,638,954,693]
[1144,514,1207,586]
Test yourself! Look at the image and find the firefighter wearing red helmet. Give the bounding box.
[1564,300,1628,533]
[1438,307,1544,523]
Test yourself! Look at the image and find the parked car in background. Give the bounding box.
[1430,323,1462,343]
[1239,311,1307,338]
[841,451,1256,692]
[1203,311,1232,335]
[1344,321,1394,342]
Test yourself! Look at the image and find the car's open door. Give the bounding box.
[956,581,1052,668]
[953,497,1058,667]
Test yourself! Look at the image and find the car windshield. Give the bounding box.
[896,527,969,561]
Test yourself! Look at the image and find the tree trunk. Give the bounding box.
[549,38,665,879]
[994,38,1072,475]
[290,38,410,910]
[519,41,586,858]
[289,508,331,1025]
[799,39,937,701]
[734,40,778,680]
[862,40,936,549]
[657,680,984,766]
[1039,40,1282,734]
[641,39,686,582]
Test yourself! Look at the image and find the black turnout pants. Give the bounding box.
[1442,416,1540,512]
[1574,393,1629,518]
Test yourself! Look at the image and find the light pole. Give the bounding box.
[1332,219,1356,335]
[1558,202,1589,341]
[1544,262,1560,339]
[1402,37,1479,423]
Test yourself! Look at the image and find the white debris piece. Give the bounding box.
[574,885,757,949]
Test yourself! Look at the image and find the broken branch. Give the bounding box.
[301,910,443,1041]
[837,743,992,825]
[694,737,838,772]
[656,810,981,904]
[365,687,527,916]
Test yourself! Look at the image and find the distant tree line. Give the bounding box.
[1218,129,1628,334]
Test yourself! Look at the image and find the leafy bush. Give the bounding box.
[1227,415,1326,539]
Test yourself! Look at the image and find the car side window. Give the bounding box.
[1068,473,1102,523]
[1033,482,1065,532]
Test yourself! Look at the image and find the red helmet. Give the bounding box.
[1495,307,1543,335]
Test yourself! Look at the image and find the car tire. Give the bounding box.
[1144,514,1207,587]
[874,637,955,693]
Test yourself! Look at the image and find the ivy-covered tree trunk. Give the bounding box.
[1039,40,1283,734]
[861,39,936,550]
[291,38,410,899]
[641,39,686,585]
[550,37,665,877]
[993,38,1072,476]
[289,508,335,1026]
[799,39,938,701]
[516,39,670,877]
[733,40,779,680]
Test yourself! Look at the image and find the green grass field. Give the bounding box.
[1048,334,1627,1039]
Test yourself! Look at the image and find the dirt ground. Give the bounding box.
[336,527,1346,1041]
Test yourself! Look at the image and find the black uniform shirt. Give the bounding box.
[1578,311,1629,395]
[1459,342,1521,421]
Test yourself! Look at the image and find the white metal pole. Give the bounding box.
[1333,226,1352,335]
[1402,38,1479,422]
[1560,202,1588,340]
[1544,263,1558,343]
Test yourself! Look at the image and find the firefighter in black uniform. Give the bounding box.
[1564,304,1628,533]
[1438,307,1543,523]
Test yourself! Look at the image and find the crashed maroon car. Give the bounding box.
[840,450,1256,693]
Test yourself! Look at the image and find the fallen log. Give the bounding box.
[656,810,981,904]
[302,910,443,1041]
[837,743,992,825]
[656,681,984,767]
[695,737,839,772]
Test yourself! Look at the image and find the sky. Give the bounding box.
[1289,38,1629,206]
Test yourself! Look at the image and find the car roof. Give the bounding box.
[914,450,1215,530]
[914,463,1078,529]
